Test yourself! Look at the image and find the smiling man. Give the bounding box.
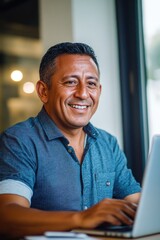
[0,42,141,239]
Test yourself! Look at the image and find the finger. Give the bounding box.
[103,202,136,224]
[123,201,138,210]
[103,214,122,226]
[94,205,134,226]
[120,203,137,220]
[102,199,137,219]
[96,209,133,226]
[116,210,134,225]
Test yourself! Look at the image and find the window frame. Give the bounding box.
[115,0,149,183]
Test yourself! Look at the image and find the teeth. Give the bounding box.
[70,104,87,109]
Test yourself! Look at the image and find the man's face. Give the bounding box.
[43,54,101,131]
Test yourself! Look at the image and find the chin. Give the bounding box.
[68,117,91,128]
[72,122,89,128]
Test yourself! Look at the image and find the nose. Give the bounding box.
[74,83,89,99]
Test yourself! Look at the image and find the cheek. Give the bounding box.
[61,89,75,101]
[55,91,72,107]
[90,90,101,103]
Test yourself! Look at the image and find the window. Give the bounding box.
[142,0,160,142]
[0,0,42,132]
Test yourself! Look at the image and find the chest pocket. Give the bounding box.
[95,172,115,201]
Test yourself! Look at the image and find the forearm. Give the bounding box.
[0,197,139,239]
[0,204,80,239]
[124,192,141,204]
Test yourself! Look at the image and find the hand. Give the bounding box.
[76,198,137,229]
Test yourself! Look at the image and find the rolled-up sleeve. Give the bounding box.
[0,179,33,204]
[0,131,37,196]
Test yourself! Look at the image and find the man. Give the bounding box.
[0,42,141,239]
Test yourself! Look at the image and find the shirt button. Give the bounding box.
[84,206,88,210]
[106,181,111,186]
[68,148,72,153]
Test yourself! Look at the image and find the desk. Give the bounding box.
[93,234,160,240]
[22,234,160,240]
[1,233,160,240]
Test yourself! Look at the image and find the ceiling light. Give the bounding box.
[23,82,35,94]
[11,70,23,82]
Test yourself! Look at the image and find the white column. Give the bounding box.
[39,0,73,51]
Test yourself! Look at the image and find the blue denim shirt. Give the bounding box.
[0,107,141,211]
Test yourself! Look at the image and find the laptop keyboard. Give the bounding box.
[96,223,133,232]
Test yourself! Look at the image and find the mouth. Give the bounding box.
[68,104,89,110]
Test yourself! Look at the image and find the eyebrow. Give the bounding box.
[62,75,99,82]
[86,76,99,81]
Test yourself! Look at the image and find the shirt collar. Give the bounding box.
[83,122,99,139]
[37,107,99,141]
[37,107,64,141]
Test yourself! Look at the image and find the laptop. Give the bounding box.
[73,135,160,238]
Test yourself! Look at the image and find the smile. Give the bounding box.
[69,104,88,109]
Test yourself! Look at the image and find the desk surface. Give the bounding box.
[22,234,160,240]
[91,234,160,240]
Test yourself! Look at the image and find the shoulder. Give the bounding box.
[97,128,117,142]
[85,123,121,158]
[89,123,118,147]
[0,115,39,144]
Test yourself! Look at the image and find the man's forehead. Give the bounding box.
[55,54,98,72]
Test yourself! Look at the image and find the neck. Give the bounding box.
[61,128,86,163]
[61,127,85,145]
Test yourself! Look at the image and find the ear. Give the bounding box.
[36,80,49,103]
[99,83,102,95]
[100,84,102,93]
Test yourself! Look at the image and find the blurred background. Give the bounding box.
[0,0,160,183]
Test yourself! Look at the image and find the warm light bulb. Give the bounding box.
[23,82,35,94]
[11,70,23,82]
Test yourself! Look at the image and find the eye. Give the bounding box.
[64,79,78,86]
[87,80,98,89]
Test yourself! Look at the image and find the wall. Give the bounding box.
[39,0,123,147]
[39,0,73,49]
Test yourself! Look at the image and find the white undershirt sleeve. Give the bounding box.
[0,179,33,205]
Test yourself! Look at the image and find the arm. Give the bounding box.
[124,192,141,204]
[111,137,141,200]
[0,194,137,239]
[0,194,79,239]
